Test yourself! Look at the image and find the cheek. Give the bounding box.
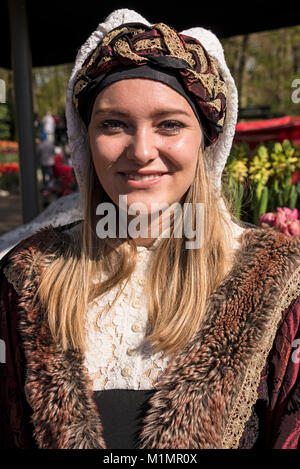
[164,134,200,170]
[90,135,123,170]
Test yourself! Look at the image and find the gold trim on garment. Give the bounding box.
[3,263,23,295]
[222,262,300,449]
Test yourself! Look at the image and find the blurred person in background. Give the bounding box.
[41,111,56,143]
[36,131,55,189]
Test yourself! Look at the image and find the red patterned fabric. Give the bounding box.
[0,274,37,448]
[238,295,300,448]
[265,294,300,448]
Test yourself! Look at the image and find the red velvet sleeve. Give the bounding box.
[0,266,37,448]
[265,293,300,449]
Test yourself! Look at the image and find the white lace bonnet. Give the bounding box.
[65,8,238,200]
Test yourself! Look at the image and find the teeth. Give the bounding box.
[125,173,162,181]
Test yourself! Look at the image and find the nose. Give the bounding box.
[126,126,158,164]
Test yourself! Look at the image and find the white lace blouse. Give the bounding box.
[83,241,170,391]
[83,218,245,392]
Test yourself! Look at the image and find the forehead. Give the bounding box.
[93,78,195,114]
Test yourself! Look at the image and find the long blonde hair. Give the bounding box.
[35,142,239,356]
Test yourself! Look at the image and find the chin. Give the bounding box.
[126,198,174,215]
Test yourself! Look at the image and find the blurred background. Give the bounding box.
[0,0,299,244]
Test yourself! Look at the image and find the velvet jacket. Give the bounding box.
[0,220,300,449]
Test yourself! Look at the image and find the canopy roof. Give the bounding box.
[2,0,300,69]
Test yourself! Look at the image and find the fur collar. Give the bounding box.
[4,223,300,449]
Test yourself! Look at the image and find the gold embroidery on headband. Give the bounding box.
[189,70,216,97]
[84,27,146,72]
[188,69,227,100]
[114,38,147,62]
[217,113,226,127]
[186,43,208,73]
[215,80,228,99]
[101,27,127,47]
[72,22,228,141]
[73,81,86,108]
[155,23,195,68]
[211,98,223,113]
[135,37,168,52]
[84,44,103,70]
[210,57,221,77]
[101,26,133,47]
[101,26,145,47]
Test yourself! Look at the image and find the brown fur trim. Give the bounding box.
[5,224,300,449]
[8,225,107,449]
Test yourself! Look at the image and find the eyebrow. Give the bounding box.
[94,108,191,118]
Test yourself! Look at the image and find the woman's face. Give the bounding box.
[88,78,203,215]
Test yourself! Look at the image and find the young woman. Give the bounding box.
[0,9,299,449]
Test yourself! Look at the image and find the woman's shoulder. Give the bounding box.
[238,224,300,264]
[0,219,83,295]
[235,225,300,333]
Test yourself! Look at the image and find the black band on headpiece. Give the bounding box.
[77,64,209,146]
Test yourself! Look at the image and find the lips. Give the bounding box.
[118,170,169,181]
[122,173,164,181]
[118,171,169,187]
[119,171,168,176]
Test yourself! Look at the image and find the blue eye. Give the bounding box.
[160,120,184,131]
[99,120,126,131]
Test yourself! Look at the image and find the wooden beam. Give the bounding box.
[8,0,40,224]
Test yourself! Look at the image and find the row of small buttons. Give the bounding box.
[131,322,142,332]
[121,349,138,376]
[121,322,142,377]
[121,269,145,378]
[121,367,131,377]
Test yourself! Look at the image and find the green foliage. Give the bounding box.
[33,64,73,117]
[0,104,11,140]
[0,152,18,163]
[221,25,300,116]
[224,139,300,224]
[224,142,249,219]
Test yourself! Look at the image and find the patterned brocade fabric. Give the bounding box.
[72,22,227,145]
[0,274,37,448]
[238,294,300,449]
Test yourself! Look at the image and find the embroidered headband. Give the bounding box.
[72,22,228,147]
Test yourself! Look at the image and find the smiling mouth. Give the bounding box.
[119,173,167,181]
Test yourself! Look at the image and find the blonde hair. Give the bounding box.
[35,141,239,356]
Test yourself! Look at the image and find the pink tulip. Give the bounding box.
[274,211,288,229]
[258,212,276,226]
[276,207,298,221]
[281,224,291,235]
[288,220,300,236]
[258,207,300,236]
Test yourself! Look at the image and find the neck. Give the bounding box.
[126,211,167,248]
